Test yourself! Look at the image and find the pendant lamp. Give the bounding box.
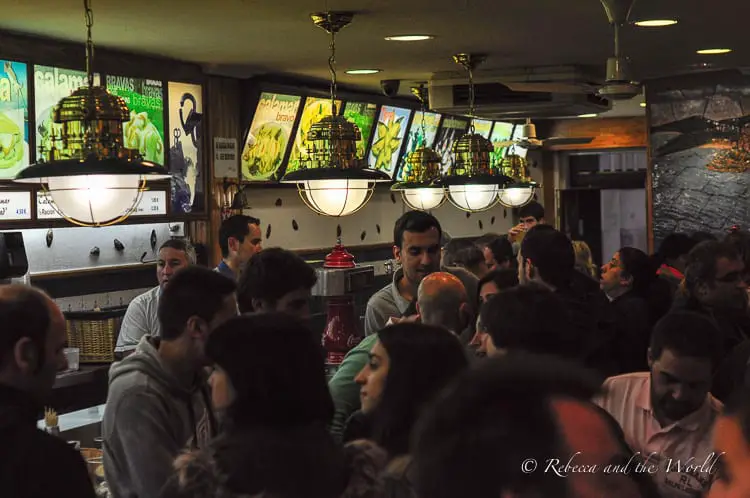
[497,151,539,208]
[13,0,170,226]
[280,12,389,216]
[391,85,445,211]
[444,54,510,212]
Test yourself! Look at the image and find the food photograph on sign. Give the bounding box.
[241,92,301,182]
[106,75,165,164]
[286,96,341,174]
[368,105,411,178]
[343,101,377,159]
[167,81,204,214]
[34,65,100,163]
[472,118,493,139]
[489,121,515,169]
[0,60,29,180]
[434,116,469,174]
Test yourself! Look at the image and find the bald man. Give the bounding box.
[0,285,96,498]
[327,272,471,441]
[416,272,470,334]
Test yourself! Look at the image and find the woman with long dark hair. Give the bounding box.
[161,313,387,498]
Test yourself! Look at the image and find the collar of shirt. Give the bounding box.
[635,375,715,432]
[389,267,412,316]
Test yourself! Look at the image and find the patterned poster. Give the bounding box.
[34,65,101,163]
[472,119,493,139]
[0,60,29,180]
[434,116,469,174]
[287,96,342,174]
[241,92,301,182]
[368,105,412,178]
[106,75,165,165]
[168,81,204,214]
[343,101,378,160]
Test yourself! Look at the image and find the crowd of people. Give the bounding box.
[4,203,750,498]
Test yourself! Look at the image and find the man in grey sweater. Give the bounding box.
[103,267,238,498]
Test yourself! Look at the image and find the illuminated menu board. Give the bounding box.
[397,111,441,181]
[342,101,378,160]
[106,76,166,165]
[434,116,469,174]
[240,92,301,182]
[167,81,204,214]
[287,96,342,174]
[0,60,29,180]
[36,190,167,219]
[0,190,31,220]
[367,105,412,178]
[34,65,101,163]
[489,121,514,170]
[472,119,493,139]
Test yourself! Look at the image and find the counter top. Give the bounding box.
[54,365,110,389]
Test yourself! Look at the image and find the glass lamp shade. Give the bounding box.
[299,179,373,217]
[447,184,498,212]
[401,187,446,211]
[47,174,143,225]
[497,186,535,208]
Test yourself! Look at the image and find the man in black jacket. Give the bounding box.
[519,226,619,377]
[0,284,95,498]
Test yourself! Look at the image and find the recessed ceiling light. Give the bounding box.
[578,113,598,118]
[634,19,677,27]
[696,48,732,55]
[640,102,647,107]
[384,35,435,42]
[345,69,382,75]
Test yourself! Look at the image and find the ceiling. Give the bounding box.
[1,0,748,99]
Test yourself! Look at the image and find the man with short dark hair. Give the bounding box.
[216,214,263,280]
[116,239,196,354]
[0,285,96,498]
[508,200,545,244]
[441,239,488,278]
[236,247,317,320]
[103,267,238,498]
[364,210,478,336]
[475,233,514,270]
[595,311,724,498]
[412,354,656,498]
[518,225,618,376]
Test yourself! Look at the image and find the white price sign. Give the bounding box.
[132,191,167,216]
[36,190,167,219]
[0,191,32,220]
[213,137,238,178]
[36,191,61,219]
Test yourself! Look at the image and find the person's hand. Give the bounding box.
[386,314,421,326]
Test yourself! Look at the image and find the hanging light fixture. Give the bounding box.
[445,53,510,213]
[280,12,389,216]
[391,85,445,211]
[497,149,539,208]
[13,0,169,227]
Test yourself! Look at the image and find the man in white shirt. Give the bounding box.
[115,239,195,354]
[594,311,724,498]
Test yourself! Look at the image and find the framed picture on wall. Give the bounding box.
[0,59,29,181]
[106,75,166,165]
[167,81,205,214]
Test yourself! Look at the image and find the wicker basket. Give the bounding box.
[65,307,127,364]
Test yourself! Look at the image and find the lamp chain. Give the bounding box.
[328,13,338,115]
[419,87,427,145]
[468,64,476,133]
[84,0,94,89]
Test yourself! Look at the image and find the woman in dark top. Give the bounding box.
[161,313,387,498]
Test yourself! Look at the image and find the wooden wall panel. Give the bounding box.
[205,76,242,266]
[546,117,647,151]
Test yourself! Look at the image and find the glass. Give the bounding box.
[64,347,80,371]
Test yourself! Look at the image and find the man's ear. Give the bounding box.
[186,316,205,340]
[392,245,401,263]
[647,347,654,369]
[228,236,240,254]
[14,337,39,374]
